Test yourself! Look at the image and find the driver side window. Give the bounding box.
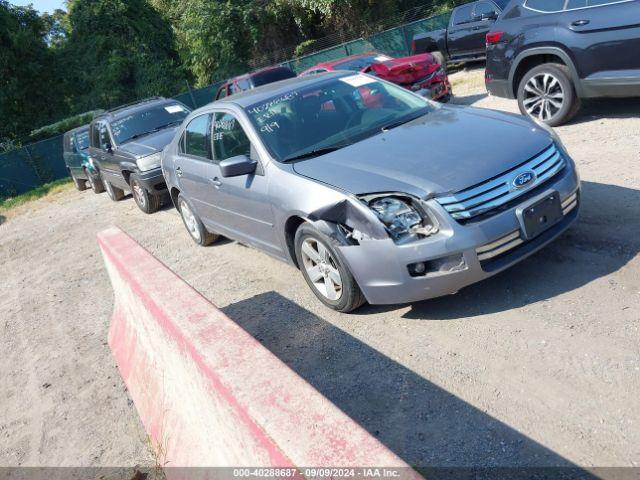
[99,123,112,151]
[211,112,251,162]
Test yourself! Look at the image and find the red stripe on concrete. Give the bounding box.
[98,226,423,473]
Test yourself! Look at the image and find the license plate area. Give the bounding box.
[519,192,563,240]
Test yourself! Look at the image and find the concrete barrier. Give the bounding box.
[98,226,422,475]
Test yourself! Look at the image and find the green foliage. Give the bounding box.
[294,39,317,58]
[29,109,103,141]
[0,1,63,143]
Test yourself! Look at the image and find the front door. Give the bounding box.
[447,3,477,59]
[207,110,281,256]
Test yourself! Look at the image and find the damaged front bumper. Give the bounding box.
[335,167,580,305]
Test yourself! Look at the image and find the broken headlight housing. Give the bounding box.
[368,196,438,244]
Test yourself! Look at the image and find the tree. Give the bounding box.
[59,0,186,111]
[0,1,62,143]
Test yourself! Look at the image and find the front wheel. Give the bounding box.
[517,63,580,127]
[294,223,366,313]
[130,174,160,214]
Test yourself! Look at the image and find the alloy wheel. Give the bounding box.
[523,73,565,122]
[180,200,201,243]
[300,237,343,301]
[132,182,146,208]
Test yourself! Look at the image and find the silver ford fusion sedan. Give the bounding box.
[162,72,580,312]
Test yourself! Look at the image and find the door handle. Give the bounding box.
[209,177,222,188]
[176,166,182,177]
[571,19,590,27]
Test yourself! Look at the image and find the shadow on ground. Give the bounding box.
[355,181,639,320]
[0,215,5,225]
[569,97,640,125]
[224,292,595,477]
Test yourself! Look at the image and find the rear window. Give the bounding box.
[332,55,392,72]
[251,67,296,87]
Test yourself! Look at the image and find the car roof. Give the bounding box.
[213,71,350,108]
[93,97,181,123]
[226,65,294,84]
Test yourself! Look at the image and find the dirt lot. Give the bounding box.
[1,68,639,470]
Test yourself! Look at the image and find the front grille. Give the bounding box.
[436,144,566,222]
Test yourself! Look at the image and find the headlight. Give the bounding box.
[137,152,162,172]
[368,196,438,243]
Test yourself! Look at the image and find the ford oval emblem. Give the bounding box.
[513,170,536,189]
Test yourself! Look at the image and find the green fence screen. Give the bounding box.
[0,9,453,198]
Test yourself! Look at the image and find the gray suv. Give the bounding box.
[88,97,190,213]
[162,73,580,312]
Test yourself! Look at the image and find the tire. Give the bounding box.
[177,194,218,246]
[431,51,445,66]
[130,174,160,214]
[294,223,366,313]
[85,169,105,194]
[517,63,580,127]
[71,173,87,191]
[102,173,125,202]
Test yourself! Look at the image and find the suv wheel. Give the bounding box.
[294,223,366,313]
[102,173,125,202]
[517,63,580,127]
[71,173,87,191]
[85,168,105,194]
[177,195,218,246]
[130,174,160,214]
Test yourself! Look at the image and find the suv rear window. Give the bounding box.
[251,67,296,87]
[525,0,565,11]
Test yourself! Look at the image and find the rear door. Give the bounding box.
[447,3,478,58]
[560,0,640,79]
[174,113,217,221]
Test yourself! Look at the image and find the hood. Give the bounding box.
[292,106,553,198]
[371,53,438,85]
[117,127,179,158]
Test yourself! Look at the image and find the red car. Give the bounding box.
[299,52,451,102]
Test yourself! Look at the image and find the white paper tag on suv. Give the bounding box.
[165,105,186,114]
[339,75,376,87]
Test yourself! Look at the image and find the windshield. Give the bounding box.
[332,54,392,72]
[111,102,190,144]
[76,130,90,150]
[245,74,433,162]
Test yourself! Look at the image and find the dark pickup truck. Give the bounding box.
[412,0,510,64]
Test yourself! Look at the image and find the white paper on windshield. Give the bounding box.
[165,105,186,114]
[339,75,376,87]
[375,55,391,62]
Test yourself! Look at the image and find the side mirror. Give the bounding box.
[104,143,113,154]
[482,11,499,20]
[219,155,257,177]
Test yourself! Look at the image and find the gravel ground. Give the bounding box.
[1,68,639,470]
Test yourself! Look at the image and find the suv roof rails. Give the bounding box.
[101,96,166,116]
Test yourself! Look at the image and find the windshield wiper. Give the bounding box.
[283,143,352,162]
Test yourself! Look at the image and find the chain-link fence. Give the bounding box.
[0,5,456,198]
